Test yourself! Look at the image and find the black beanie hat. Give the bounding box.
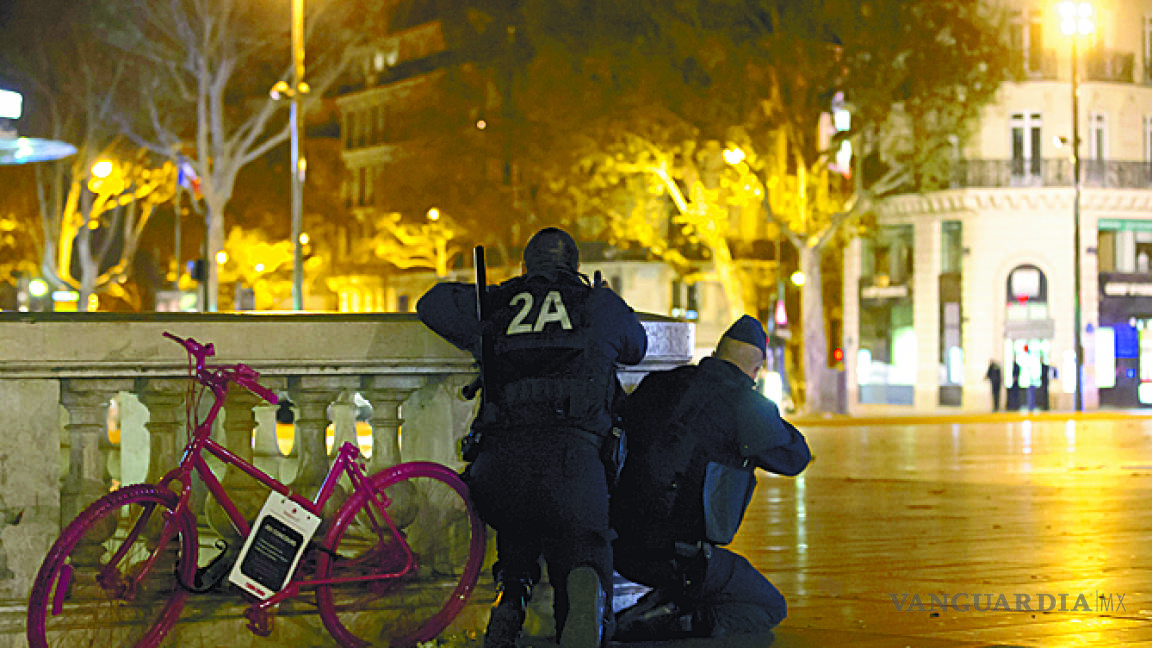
[722,315,767,356]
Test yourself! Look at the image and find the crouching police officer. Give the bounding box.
[417,227,648,647]
[611,315,810,641]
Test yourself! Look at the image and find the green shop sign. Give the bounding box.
[1098,218,1152,232]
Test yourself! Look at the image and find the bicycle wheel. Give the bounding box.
[316,461,486,648]
[27,484,199,648]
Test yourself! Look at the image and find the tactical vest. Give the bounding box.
[483,274,614,434]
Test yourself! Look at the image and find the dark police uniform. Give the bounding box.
[612,355,809,637]
[417,267,647,637]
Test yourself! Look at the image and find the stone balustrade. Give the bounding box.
[0,311,693,624]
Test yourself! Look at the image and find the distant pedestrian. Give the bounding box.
[1008,361,1022,410]
[984,360,1002,412]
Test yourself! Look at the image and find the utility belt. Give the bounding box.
[497,376,610,427]
[460,417,604,463]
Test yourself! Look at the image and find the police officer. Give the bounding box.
[417,227,648,648]
[611,315,809,641]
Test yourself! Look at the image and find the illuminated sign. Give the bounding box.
[0,89,21,121]
[1102,282,1152,297]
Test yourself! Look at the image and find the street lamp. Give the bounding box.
[271,0,309,310]
[1060,1,1093,411]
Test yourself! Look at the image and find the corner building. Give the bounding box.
[845,0,1152,412]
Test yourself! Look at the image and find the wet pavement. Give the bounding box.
[733,412,1152,646]
[505,411,1152,647]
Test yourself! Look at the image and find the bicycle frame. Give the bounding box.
[150,336,414,612]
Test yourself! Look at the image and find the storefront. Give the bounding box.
[1097,273,1152,408]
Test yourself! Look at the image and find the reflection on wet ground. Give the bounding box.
[741,416,1152,647]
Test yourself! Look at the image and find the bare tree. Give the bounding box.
[102,0,360,310]
[0,0,178,310]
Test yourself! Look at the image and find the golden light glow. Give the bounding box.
[28,279,48,298]
[723,147,746,165]
[299,232,310,245]
[1059,1,1094,35]
[216,251,228,264]
[427,207,440,221]
[255,263,265,273]
[791,271,806,287]
[91,160,113,179]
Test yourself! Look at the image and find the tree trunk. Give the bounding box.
[204,195,225,313]
[76,192,95,312]
[799,243,836,414]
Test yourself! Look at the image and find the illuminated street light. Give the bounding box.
[791,271,806,287]
[722,147,745,165]
[91,160,113,179]
[1060,0,1093,411]
[427,207,440,221]
[216,251,228,264]
[28,279,48,298]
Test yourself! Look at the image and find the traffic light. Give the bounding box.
[188,259,206,282]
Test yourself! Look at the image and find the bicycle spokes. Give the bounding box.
[317,464,486,647]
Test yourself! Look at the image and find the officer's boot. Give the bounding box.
[612,602,714,642]
[560,566,608,648]
[484,574,533,648]
[614,587,678,637]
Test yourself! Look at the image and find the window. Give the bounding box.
[1144,13,1152,82]
[1144,115,1152,184]
[1010,112,1043,181]
[1145,115,1152,163]
[942,221,963,274]
[1010,9,1047,76]
[1090,112,1107,161]
[1026,10,1044,75]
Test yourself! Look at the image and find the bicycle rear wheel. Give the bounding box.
[316,461,486,648]
[27,484,199,648]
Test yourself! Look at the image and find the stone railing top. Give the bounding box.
[0,312,694,379]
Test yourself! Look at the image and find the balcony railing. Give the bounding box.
[1084,49,1135,84]
[0,312,692,639]
[950,159,1152,190]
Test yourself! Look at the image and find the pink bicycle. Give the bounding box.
[26,332,486,647]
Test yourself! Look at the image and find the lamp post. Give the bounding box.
[1060,1,1094,412]
[290,0,306,311]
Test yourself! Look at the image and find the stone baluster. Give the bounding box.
[60,379,133,522]
[388,373,477,470]
[328,391,359,457]
[287,376,358,506]
[246,376,287,483]
[203,387,265,543]
[136,379,189,486]
[252,401,283,481]
[359,376,425,530]
[59,378,134,566]
[361,375,426,473]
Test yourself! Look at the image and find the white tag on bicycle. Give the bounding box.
[228,492,322,600]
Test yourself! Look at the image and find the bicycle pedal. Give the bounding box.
[244,607,274,637]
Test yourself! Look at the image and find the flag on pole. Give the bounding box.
[177,157,202,200]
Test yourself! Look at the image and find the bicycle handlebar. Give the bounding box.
[164,332,279,405]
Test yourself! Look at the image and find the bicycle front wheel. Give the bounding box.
[27,484,199,648]
[316,461,486,648]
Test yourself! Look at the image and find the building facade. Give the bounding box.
[330,2,786,360]
[844,0,1152,412]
